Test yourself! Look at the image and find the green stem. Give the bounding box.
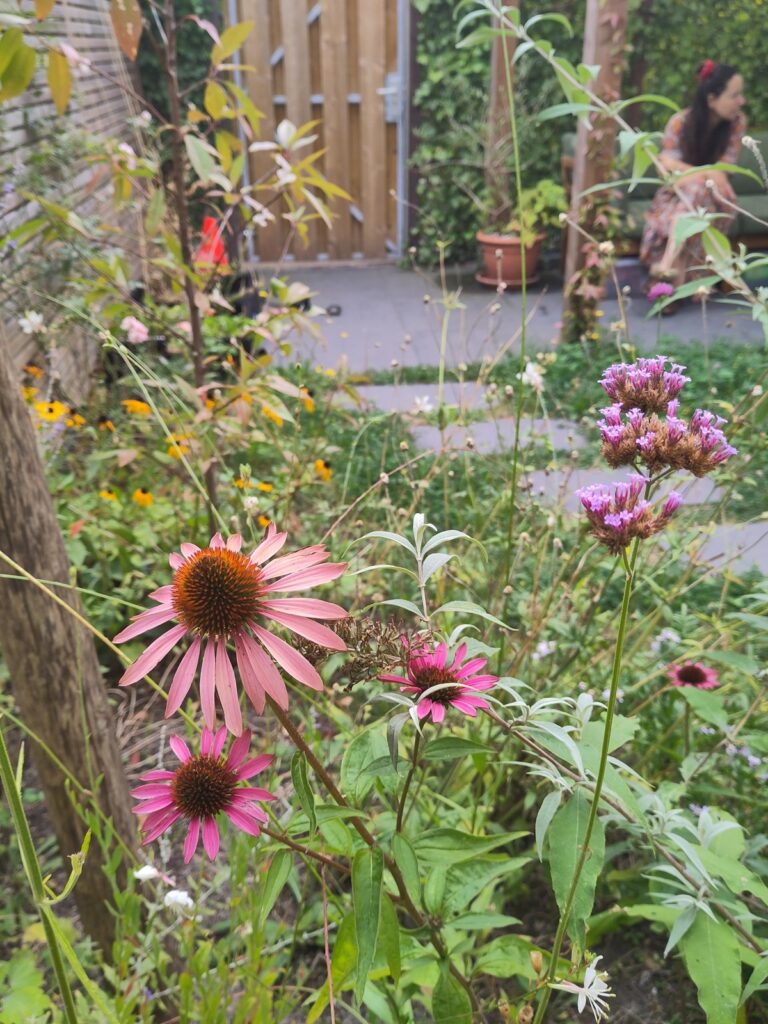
[396,732,421,833]
[0,723,79,1023]
[533,554,635,1024]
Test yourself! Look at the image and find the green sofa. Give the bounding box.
[561,128,768,249]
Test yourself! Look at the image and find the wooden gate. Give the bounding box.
[239,0,403,261]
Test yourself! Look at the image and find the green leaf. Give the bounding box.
[352,848,383,1004]
[421,529,470,555]
[359,529,417,556]
[306,914,357,1024]
[548,791,605,953]
[679,913,741,1024]
[415,828,527,865]
[679,687,729,730]
[379,597,426,619]
[422,737,491,761]
[258,849,292,929]
[110,0,142,61]
[424,866,447,914]
[0,36,35,103]
[184,135,218,183]
[741,957,768,1006]
[392,834,421,902]
[696,847,768,907]
[535,790,562,861]
[432,599,513,630]
[0,28,22,79]
[204,80,229,120]
[211,20,254,64]
[698,650,760,675]
[432,965,472,1024]
[378,894,401,983]
[145,188,166,235]
[290,751,316,834]
[443,856,530,915]
[341,728,389,802]
[447,911,521,931]
[475,934,538,979]
[47,48,71,114]
[0,950,52,1021]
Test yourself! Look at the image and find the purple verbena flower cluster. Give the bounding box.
[577,475,682,554]
[647,281,675,303]
[600,355,690,413]
[598,398,737,476]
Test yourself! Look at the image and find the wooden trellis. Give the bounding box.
[239,0,402,262]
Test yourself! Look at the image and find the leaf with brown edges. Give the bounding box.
[110,0,143,61]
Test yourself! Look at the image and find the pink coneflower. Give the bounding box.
[121,315,150,344]
[380,640,497,723]
[114,527,347,734]
[668,662,720,690]
[131,727,275,861]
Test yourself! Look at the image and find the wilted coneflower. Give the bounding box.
[131,727,275,861]
[114,527,347,734]
[380,640,497,723]
[577,475,682,554]
[668,661,720,690]
[599,356,690,413]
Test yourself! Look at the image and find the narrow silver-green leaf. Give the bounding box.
[258,849,292,929]
[290,751,316,834]
[547,791,605,953]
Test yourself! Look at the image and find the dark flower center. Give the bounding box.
[677,663,707,685]
[171,756,238,819]
[412,665,462,704]
[172,548,264,638]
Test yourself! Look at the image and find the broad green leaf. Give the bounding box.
[421,551,453,582]
[432,966,472,1024]
[0,28,22,79]
[145,188,166,235]
[306,913,357,1023]
[184,135,218,183]
[698,650,760,675]
[211,20,254,64]
[679,913,741,1024]
[415,828,527,865]
[741,957,768,1006]
[422,737,491,761]
[548,791,605,952]
[204,81,229,120]
[475,934,538,979]
[290,751,316,834]
[674,213,714,246]
[380,597,426,618]
[702,226,732,261]
[392,834,421,903]
[424,866,447,914]
[0,37,35,102]
[359,529,417,555]
[421,529,470,555]
[110,0,142,61]
[1,950,52,1020]
[352,848,383,1004]
[47,48,71,114]
[341,728,389,802]
[258,849,292,929]
[697,847,768,907]
[443,855,530,915]
[679,687,729,730]
[378,894,400,983]
[447,911,521,931]
[581,714,639,754]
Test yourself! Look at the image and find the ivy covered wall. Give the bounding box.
[409,0,768,266]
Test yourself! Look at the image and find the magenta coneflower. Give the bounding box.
[114,527,347,734]
[380,640,498,724]
[668,662,720,690]
[131,727,275,862]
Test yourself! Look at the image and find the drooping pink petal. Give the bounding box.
[133,795,179,815]
[215,639,243,736]
[232,785,276,801]
[237,754,274,779]
[131,783,174,798]
[260,597,348,620]
[142,809,181,843]
[183,818,200,863]
[450,643,468,668]
[226,806,264,837]
[226,534,242,552]
[262,609,346,650]
[200,727,214,757]
[200,640,216,729]
[226,730,252,771]
[234,634,266,714]
[114,606,179,644]
[431,703,446,724]
[229,796,269,821]
[241,633,290,708]
[259,547,329,581]
[250,526,288,565]
[202,817,220,859]
[450,699,479,716]
[379,673,410,685]
[119,624,188,687]
[149,584,174,603]
[169,734,192,763]
[455,658,487,677]
[180,542,200,559]
[263,562,346,593]
[165,637,202,718]
[462,677,497,690]
[251,625,323,690]
[212,726,228,760]
[416,699,433,719]
[434,643,448,668]
[140,769,175,781]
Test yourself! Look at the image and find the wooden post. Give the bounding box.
[0,348,136,951]
[563,0,629,282]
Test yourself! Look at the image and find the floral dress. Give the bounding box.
[640,109,745,279]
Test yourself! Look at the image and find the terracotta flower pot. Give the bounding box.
[475,229,545,288]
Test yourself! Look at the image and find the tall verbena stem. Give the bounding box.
[532,541,637,1024]
[0,722,79,1024]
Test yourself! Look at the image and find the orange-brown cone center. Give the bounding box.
[412,665,462,704]
[172,548,264,638]
[171,756,238,819]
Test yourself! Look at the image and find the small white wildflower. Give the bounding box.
[602,687,624,703]
[752,384,763,397]
[243,496,260,513]
[19,311,45,335]
[164,889,195,914]
[134,865,160,882]
[532,640,556,661]
[551,956,615,1023]
[517,360,544,394]
[117,142,137,170]
[650,627,681,655]
[412,395,433,414]
[598,241,614,255]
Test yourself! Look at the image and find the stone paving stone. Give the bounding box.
[353,382,476,413]
[410,417,587,454]
[520,468,722,510]
[694,522,768,575]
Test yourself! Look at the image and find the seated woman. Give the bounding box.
[641,61,746,293]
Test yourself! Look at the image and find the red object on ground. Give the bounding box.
[195,216,229,271]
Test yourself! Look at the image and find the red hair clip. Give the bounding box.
[698,59,716,82]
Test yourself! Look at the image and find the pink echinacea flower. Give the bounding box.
[380,641,498,724]
[131,727,275,861]
[668,661,720,690]
[114,527,347,734]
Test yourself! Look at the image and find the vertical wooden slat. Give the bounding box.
[280,0,314,255]
[241,0,283,260]
[320,0,352,257]
[358,0,387,256]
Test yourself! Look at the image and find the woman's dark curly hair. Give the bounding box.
[680,63,740,166]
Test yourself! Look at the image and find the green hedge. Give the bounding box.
[410,0,768,267]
